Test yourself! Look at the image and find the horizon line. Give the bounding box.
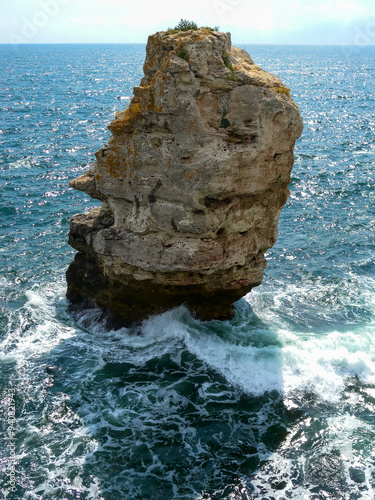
[1,42,375,46]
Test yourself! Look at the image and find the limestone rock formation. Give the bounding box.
[66,28,303,326]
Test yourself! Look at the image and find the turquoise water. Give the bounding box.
[0,43,375,499]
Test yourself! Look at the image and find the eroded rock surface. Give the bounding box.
[67,29,303,326]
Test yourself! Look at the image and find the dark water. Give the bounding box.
[0,43,374,499]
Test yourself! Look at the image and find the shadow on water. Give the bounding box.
[1,296,301,500]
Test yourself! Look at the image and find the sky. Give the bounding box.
[1,0,375,45]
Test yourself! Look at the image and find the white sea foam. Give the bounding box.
[249,413,374,499]
[240,279,375,401]
[2,284,75,368]
[67,300,375,403]
[7,158,33,169]
[7,277,375,407]
[185,331,284,396]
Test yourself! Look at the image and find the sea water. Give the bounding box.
[0,43,374,499]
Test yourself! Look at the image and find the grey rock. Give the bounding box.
[66,28,303,326]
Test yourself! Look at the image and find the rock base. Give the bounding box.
[66,252,258,328]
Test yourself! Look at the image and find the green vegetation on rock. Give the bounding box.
[174,19,198,31]
[178,50,188,60]
[168,19,219,34]
[223,52,237,81]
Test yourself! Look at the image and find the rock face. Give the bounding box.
[66,29,303,326]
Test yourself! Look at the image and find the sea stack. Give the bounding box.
[66,28,303,326]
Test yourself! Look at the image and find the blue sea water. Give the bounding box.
[0,43,375,499]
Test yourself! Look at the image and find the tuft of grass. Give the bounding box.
[276,87,291,97]
[223,53,237,81]
[178,50,188,60]
[202,26,220,31]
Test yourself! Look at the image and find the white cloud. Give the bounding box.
[337,0,362,11]
[0,16,18,28]
[1,0,374,44]
[319,0,368,20]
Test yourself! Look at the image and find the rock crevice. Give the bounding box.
[67,29,303,326]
